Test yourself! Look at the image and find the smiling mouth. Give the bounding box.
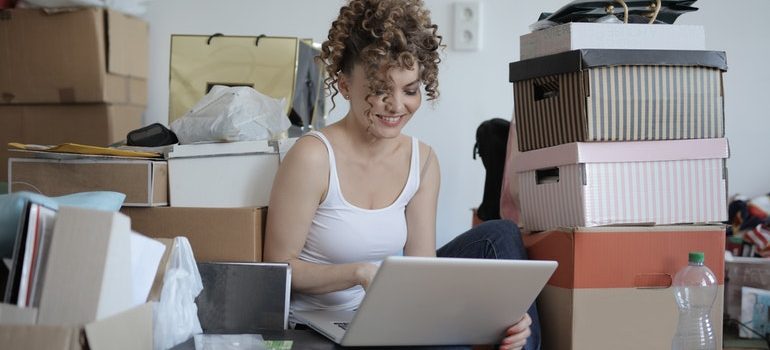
[375,114,404,125]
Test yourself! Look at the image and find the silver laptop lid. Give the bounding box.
[341,256,557,347]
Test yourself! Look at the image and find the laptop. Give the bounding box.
[293,256,557,347]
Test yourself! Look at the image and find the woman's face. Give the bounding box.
[341,63,422,139]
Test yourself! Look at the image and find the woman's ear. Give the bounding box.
[338,73,351,100]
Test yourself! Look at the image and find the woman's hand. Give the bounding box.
[354,263,379,290]
[499,313,532,350]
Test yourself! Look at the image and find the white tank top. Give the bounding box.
[291,130,421,314]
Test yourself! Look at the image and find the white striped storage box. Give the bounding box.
[509,49,727,151]
[513,138,728,231]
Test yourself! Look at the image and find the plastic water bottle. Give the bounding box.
[672,251,718,350]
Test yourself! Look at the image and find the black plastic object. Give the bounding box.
[539,0,699,24]
[126,123,179,147]
[473,118,511,221]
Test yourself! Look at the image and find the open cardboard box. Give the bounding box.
[0,207,162,349]
[0,302,153,350]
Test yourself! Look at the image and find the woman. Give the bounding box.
[264,1,538,349]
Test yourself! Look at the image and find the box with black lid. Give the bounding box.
[508,49,727,151]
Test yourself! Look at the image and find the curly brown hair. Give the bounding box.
[319,0,443,110]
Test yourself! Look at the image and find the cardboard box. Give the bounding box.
[196,262,291,332]
[524,225,725,350]
[520,23,706,60]
[514,138,728,231]
[0,302,153,350]
[725,254,770,323]
[167,141,280,208]
[0,8,147,104]
[509,49,727,151]
[9,158,168,207]
[121,207,266,262]
[0,104,144,182]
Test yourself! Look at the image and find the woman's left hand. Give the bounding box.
[499,313,532,350]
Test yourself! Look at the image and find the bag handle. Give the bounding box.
[607,0,661,24]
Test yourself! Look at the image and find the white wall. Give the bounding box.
[145,0,770,247]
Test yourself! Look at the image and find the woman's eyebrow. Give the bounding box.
[403,80,420,88]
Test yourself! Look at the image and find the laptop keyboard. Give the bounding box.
[334,322,349,330]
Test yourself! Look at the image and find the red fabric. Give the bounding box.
[0,0,16,9]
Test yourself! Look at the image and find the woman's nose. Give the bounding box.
[386,94,405,113]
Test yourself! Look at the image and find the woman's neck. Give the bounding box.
[335,113,401,157]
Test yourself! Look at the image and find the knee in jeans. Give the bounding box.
[476,220,526,259]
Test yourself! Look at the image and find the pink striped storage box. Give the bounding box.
[513,138,728,231]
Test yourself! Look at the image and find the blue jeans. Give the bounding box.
[436,219,541,350]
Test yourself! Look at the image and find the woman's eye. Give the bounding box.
[404,90,418,96]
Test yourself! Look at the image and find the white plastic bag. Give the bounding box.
[154,237,204,350]
[170,86,290,144]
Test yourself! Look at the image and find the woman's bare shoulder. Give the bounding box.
[282,134,329,170]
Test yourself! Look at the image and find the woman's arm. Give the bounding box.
[404,143,440,257]
[264,136,375,294]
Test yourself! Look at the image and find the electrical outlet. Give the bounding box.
[453,1,481,51]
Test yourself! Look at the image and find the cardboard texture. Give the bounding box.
[121,207,266,262]
[167,141,280,208]
[508,49,727,151]
[514,138,729,230]
[0,104,144,182]
[524,226,725,350]
[9,158,168,207]
[38,207,133,326]
[519,23,706,60]
[168,35,323,125]
[196,262,291,332]
[0,302,153,350]
[0,8,148,104]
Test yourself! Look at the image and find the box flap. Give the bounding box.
[513,138,729,172]
[167,141,276,159]
[509,49,727,82]
[0,324,83,349]
[85,302,153,350]
[0,303,37,325]
[105,10,148,78]
[37,208,133,326]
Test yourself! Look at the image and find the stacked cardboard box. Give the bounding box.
[0,8,148,182]
[508,24,728,350]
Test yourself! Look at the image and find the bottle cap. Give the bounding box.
[689,251,705,264]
